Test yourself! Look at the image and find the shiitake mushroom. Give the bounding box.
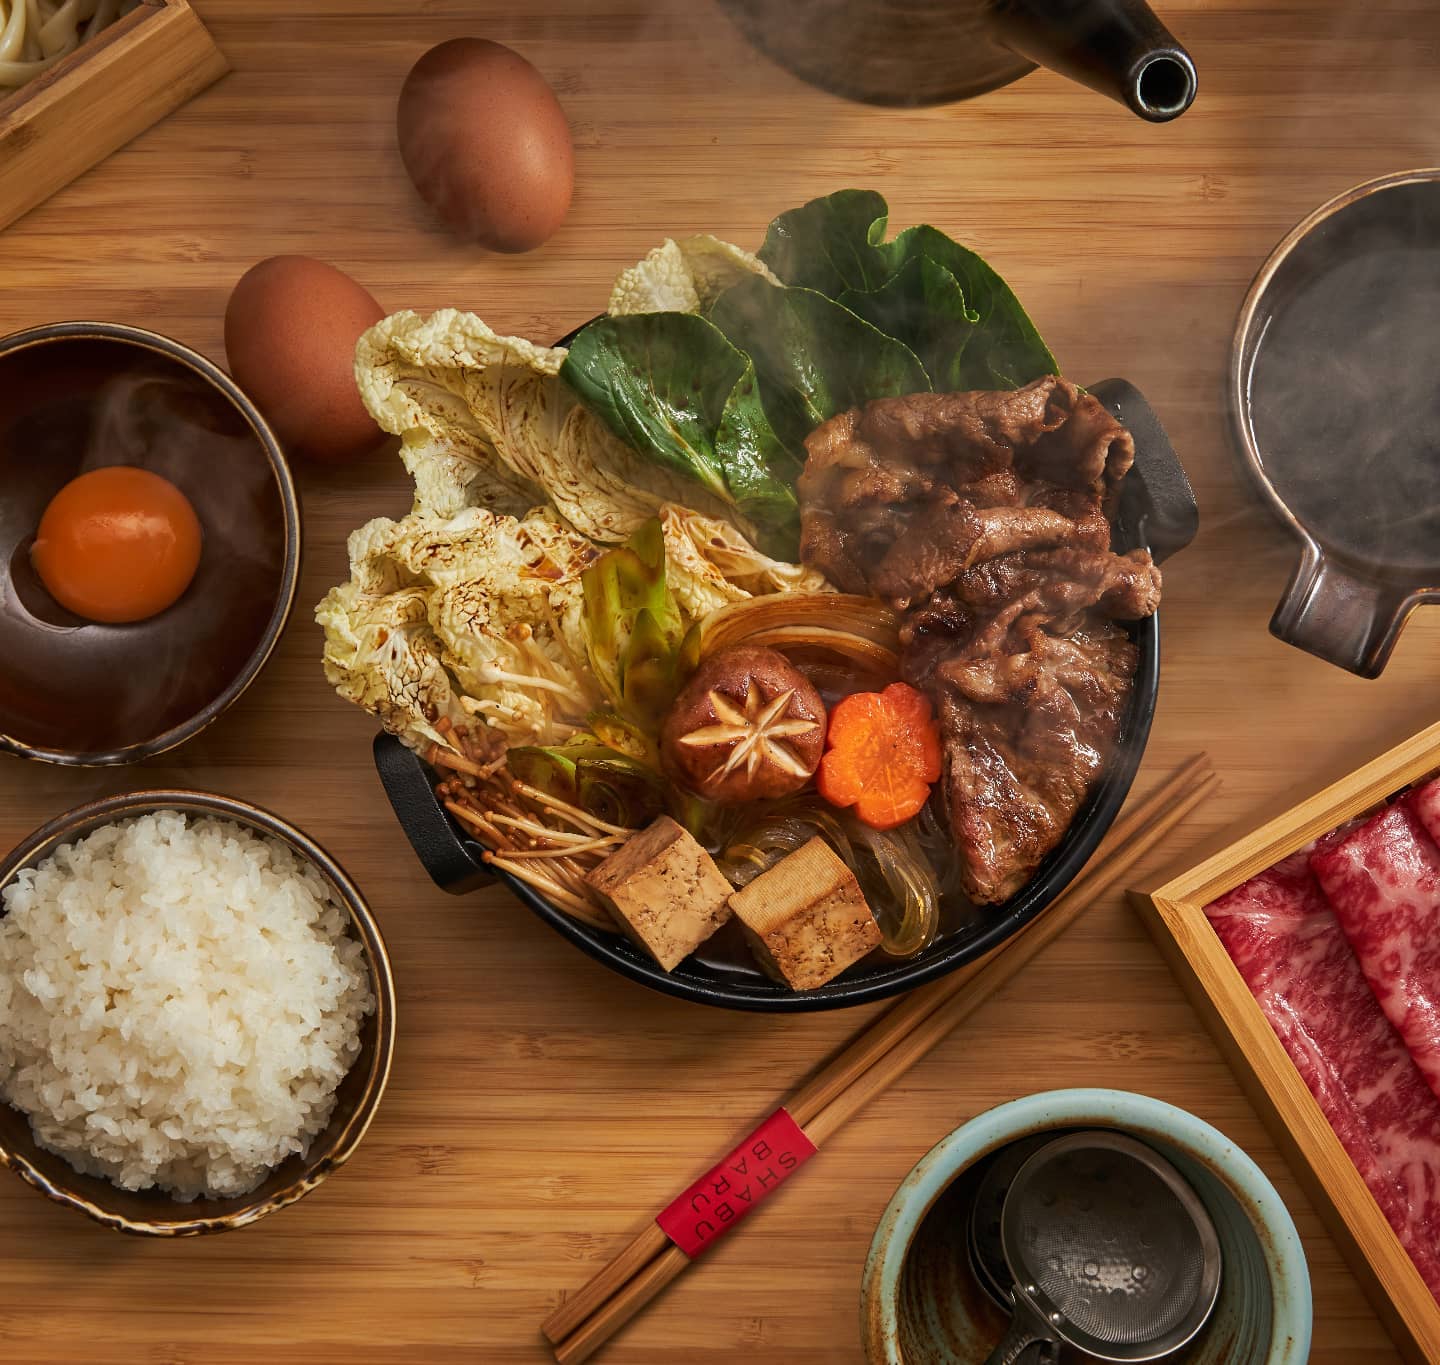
[660,646,826,803]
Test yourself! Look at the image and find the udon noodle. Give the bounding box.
[0,0,139,91]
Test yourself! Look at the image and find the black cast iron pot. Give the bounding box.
[374,377,1197,1012]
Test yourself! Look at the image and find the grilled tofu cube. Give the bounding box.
[728,836,881,991]
[585,815,734,971]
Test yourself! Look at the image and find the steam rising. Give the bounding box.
[84,372,282,737]
[0,355,286,756]
[1247,188,1440,572]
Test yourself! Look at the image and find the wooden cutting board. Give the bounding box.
[1,1,1435,1360]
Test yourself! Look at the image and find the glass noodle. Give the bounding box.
[716,796,944,958]
[0,0,139,91]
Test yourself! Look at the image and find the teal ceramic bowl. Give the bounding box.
[861,1089,1311,1364]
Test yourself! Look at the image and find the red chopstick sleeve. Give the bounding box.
[655,1107,817,1258]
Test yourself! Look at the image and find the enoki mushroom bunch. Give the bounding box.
[0,0,139,91]
[429,721,629,933]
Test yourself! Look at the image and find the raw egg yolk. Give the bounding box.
[31,467,203,624]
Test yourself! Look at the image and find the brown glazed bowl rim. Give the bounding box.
[0,321,302,767]
[0,789,396,1235]
[1228,166,1440,547]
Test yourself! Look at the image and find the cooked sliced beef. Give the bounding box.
[834,458,933,509]
[798,509,869,595]
[800,377,1141,595]
[871,500,1086,608]
[1074,548,1161,618]
[863,384,1063,469]
[953,469,1022,508]
[939,621,1137,714]
[869,496,975,606]
[938,624,1137,903]
[898,587,975,689]
[1027,488,1112,546]
[1018,388,1136,497]
[798,376,1162,904]
[952,547,1162,622]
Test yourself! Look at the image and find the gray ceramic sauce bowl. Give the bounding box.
[0,790,396,1235]
[862,1089,1312,1364]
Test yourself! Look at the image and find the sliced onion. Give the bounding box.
[700,593,901,661]
[724,625,899,675]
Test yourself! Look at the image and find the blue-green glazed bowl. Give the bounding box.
[861,1089,1311,1364]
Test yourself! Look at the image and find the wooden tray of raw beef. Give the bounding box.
[1133,721,1440,1365]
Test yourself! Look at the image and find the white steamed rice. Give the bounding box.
[0,811,375,1201]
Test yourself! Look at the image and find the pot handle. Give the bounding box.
[372,731,493,895]
[1270,547,1421,679]
[1089,377,1198,565]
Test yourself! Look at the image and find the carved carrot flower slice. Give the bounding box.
[817,682,942,830]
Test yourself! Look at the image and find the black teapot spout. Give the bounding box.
[993,0,1196,121]
[716,0,1196,120]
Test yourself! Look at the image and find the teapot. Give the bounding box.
[717,0,1197,121]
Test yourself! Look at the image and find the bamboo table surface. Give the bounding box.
[2,1,1438,1360]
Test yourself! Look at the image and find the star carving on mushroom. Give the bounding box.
[679,682,821,784]
[659,645,829,802]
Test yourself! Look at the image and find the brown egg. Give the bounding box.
[224,256,385,464]
[397,38,574,253]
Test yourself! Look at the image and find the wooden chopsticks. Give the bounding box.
[542,753,1217,1363]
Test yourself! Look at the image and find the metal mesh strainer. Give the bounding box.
[968,1133,1054,1311]
[982,1131,1222,1365]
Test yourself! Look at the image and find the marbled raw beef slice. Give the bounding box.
[1207,849,1440,1300]
[1311,800,1440,1105]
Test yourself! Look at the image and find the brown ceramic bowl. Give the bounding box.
[0,322,300,765]
[0,790,396,1235]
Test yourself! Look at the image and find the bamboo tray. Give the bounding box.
[0,0,227,232]
[1131,720,1440,1365]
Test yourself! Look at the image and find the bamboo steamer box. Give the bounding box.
[0,0,227,232]
[1131,720,1440,1365]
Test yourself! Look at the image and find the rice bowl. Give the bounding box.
[0,791,394,1234]
[0,810,374,1200]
